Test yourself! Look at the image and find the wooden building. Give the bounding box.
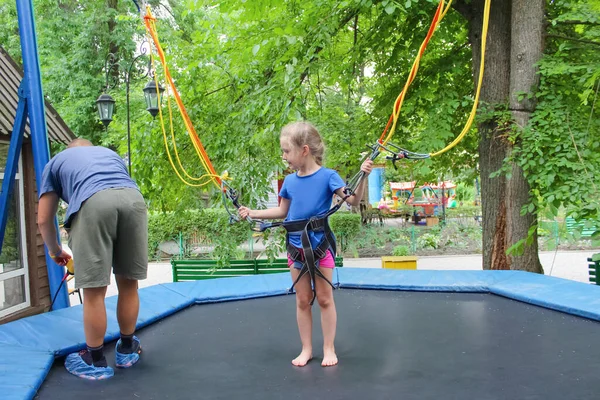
[0,46,75,323]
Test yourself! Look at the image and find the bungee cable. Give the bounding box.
[378,0,491,159]
[140,4,255,217]
[129,0,492,302]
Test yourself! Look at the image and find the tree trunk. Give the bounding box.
[457,0,544,272]
[107,0,119,57]
[460,0,511,270]
[506,0,545,273]
[107,0,120,85]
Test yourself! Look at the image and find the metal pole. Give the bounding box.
[124,49,151,178]
[441,179,446,226]
[16,0,69,309]
[126,75,132,176]
[0,83,27,250]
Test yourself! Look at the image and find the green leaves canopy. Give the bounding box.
[0,0,597,229]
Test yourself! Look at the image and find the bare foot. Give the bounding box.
[321,348,338,367]
[292,349,312,367]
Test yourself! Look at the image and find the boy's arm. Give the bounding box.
[37,192,71,266]
[37,192,61,255]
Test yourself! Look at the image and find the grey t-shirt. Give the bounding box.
[40,146,139,227]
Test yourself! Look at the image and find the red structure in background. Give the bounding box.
[389,181,456,217]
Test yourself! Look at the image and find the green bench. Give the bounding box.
[171,257,344,282]
[566,217,597,238]
[588,254,600,285]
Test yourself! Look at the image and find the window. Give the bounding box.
[0,143,30,318]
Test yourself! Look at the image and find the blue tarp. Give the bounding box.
[1,269,600,399]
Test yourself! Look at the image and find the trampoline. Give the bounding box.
[3,269,600,400]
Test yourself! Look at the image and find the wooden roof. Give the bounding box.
[0,46,75,144]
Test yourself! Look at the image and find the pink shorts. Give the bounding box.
[288,249,335,269]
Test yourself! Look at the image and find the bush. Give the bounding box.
[148,208,249,264]
[455,182,475,202]
[330,212,362,252]
[393,245,411,256]
[417,233,440,249]
[446,205,481,219]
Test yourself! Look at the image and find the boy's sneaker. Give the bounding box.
[115,336,142,368]
[64,350,114,380]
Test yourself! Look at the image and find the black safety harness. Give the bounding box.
[259,197,347,305]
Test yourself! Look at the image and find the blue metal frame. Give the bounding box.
[12,0,68,309]
[0,81,27,251]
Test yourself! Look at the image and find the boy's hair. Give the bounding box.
[280,121,325,165]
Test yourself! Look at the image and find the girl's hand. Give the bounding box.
[238,206,252,219]
[361,159,374,176]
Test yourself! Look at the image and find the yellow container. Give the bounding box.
[426,217,439,226]
[381,256,417,270]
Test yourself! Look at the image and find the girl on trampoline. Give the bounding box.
[239,121,372,367]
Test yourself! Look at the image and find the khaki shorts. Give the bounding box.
[67,188,148,289]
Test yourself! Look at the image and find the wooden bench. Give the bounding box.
[588,254,600,285]
[172,257,344,282]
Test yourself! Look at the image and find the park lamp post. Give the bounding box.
[96,93,115,128]
[143,80,164,118]
[95,41,164,177]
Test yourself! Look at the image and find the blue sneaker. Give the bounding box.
[115,336,142,368]
[64,350,114,380]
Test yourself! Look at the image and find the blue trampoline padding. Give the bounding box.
[0,305,88,355]
[2,268,600,400]
[0,285,195,359]
[489,271,600,321]
[104,283,196,335]
[0,343,53,400]
[162,271,336,303]
[337,268,520,292]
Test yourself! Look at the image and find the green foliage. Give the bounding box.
[0,0,139,145]
[0,192,20,264]
[148,209,248,264]
[445,205,481,219]
[417,232,440,249]
[455,182,474,203]
[512,0,600,229]
[329,212,362,251]
[0,0,484,213]
[351,225,387,251]
[392,245,411,256]
[1,0,598,265]
[260,228,287,261]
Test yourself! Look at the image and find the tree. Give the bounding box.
[452,0,545,271]
[519,0,600,237]
[0,0,140,146]
[1,0,596,269]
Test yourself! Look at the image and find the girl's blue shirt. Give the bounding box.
[279,167,345,248]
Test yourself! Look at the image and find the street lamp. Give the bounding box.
[96,93,115,127]
[96,41,164,177]
[143,80,165,118]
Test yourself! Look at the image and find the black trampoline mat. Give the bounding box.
[37,290,600,400]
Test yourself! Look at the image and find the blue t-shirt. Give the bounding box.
[40,146,139,227]
[279,167,345,248]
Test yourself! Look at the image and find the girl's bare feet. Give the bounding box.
[321,347,338,367]
[292,349,313,367]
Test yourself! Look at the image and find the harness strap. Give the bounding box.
[287,216,337,305]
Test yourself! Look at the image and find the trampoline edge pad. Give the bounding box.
[0,343,53,400]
